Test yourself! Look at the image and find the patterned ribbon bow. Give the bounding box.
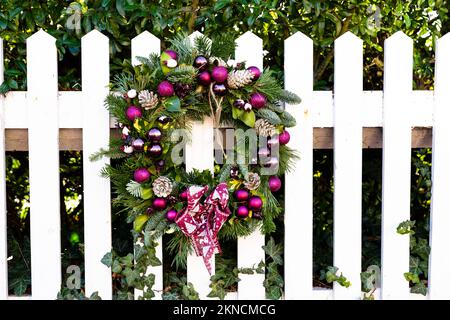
[175,183,231,274]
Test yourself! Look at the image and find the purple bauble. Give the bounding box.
[134,168,151,183]
[166,209,178,221]
[153,198,167,210]
[258,147,271,159]
[212,83,227,96]
[156,159,165,170]
[249,93,266,109]
[146,207,154,215]
[247,66,261,81]
[126,105,142,121]
[233,99,246,109]
[147,127,162,142]
[131,138,145,151]
[236,205,249,218]
[148,143,163,158]
[235,189,250,202]
[165,50,178,60]
[180,190,188,200]
[279,130,290,145]
[248,196,263,210]
[158,81,174,97]
[198,71,212,86]
[268,176,282,192]
[211,66,228,83]
[193,56,208,70]
[157,115,171,124]
[230,167,239,178]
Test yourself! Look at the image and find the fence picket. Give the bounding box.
[284,32,314,299]
[27,30,61,299]
[235,31,265,300]
[185,31,216,300]
[82,30,112,299]
[333,32,363,299]
[0,37,7,300]
[381,31,413,300]
[131,31,163,300]
[428,33,450,300]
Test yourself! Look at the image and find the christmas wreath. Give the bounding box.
[93,34,301,298]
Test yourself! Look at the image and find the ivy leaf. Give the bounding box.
[164,96,181,112]
[112,260,122,273]
[412,238,430,261]
[404,272,420,284]
[101,252,113,267]
[361,270,376,292]
[411,281,427,296]
[262,237,283,265]
[409,256,421,275]
[397,220,416,235]
[239,110,256,127]
[134,244,147,261]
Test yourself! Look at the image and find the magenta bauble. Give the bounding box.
[247,66,261,80]
[235,189,250,202]
[165,50,178,60]
[147,127,162,142]
[198,71,212,85]
[166,209,178,221]
[180,190,188,200]
[212,83,227,96]
[233,99,246,109]
[279,130,290,145]
[146,207,154,215]
[148,143,163,158]
[153,198,167,210]
[134,168,151,183]
[158,81,175,97]
[248,196,263,210]
[157,115,171,124]
[193,56,208,70]
[211,66,228,83]
[268,176,282,192]
[249,93,266,109]
[236,205,249,218]
[131,138,145,151]
[126,105,142,121]
[156,159,165,170]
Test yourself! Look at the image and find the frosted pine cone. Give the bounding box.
[209,56,228,67]
[138,90,158,110]
[227,70,254,89]
[152,176,173,197]
[243,172,261,190]
[255,119,277,137]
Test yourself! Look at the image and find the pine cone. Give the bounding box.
[209,56,227,67]
[152,176,173,197]
[138,90,158,110]
[243,172,261,190]
[227,70,254,89]
[255,119,277,137]
[174,83,192,99]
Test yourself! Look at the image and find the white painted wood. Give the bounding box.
[332,32,363,300]
[235,31,265,300]
[381,31,413,300]
[82,30,112,299]
[27,30,61,300]
[185,32,215,300]
[0,37,8,300]
[284,31,314,299]
[428,33,450,300]
[131,31,163,300]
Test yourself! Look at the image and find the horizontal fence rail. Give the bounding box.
[0,29,449,300]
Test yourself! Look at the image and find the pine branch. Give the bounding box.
[280,110,297,127]
[167,65,198,84]
[126,180,142,198]
[210,33,235,60]
[167,33,194,65]
[279,89,302,105]
[256,109,282,125]
[194,34,212,56]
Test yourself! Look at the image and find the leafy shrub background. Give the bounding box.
[1,0,443,296]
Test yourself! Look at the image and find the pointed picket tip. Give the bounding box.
[132,31,160,45]
[27,29,56,44]
[188,31,205,41]
[236,31,262,46]
[437,32,450,47]
[385,31,412,45]
[82,29,108,44]
[336,31,362,45]
[285,31,312,45]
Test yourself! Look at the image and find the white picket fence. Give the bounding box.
[0,29,450,300]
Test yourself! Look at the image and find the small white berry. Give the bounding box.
[122,127,130,136]
[113,91,123,98]
[166,59,178,68]
[123,146,134,154]
[127,89,137,99]
[244,103,252,111]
